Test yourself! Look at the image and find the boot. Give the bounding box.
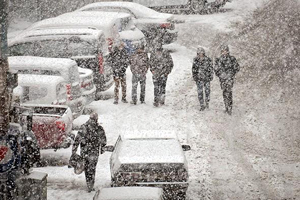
[113,100,118,104]
[121,98,128,103]
[200,105,205,111]
[130,100,137,105]
[153,102,159,107]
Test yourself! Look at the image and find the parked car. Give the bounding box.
[8,29,113,94]
[106,132,191,200]
[59,11,146,55]
[20,104,74,149]
[27,11,145,55]
[128,0,230,13]
[77,1,178,47]
[93,187,166,200]
[78,67,96,104]
[12,71,84,118]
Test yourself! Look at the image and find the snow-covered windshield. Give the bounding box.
[9,39,96,58]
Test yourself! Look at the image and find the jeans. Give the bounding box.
[153,76,168,103]
[196,81,211,107]
[114,75,127,101]
[84,157,98,191]
[220,78,234,112]
[132,74,146,102]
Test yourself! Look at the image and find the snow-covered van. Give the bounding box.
[20,104,74,149]
[8,29,113,94]
[93,187,166,200]
[9,57,85,117]
[106,132,191,200]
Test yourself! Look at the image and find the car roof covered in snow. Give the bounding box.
[77,1,173,19]
[8,56,77,72]
[118,138,185,164]
[28,12,130,35]
[17,74,65,87]
[121,130,178,140]
[9,28,104,46]
[95,187,163,200]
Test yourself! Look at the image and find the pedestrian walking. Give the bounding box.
[71,113,107,192]
[214,45,240,115]
[192,47,213,111]
[150,47,173,107]
[107,43,130,104]
[130,45,149,104]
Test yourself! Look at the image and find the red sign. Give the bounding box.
[0,146,9,161]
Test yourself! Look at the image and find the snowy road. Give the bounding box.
[9,0,299,199]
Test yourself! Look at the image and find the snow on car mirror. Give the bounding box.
[182,145,191,151]
[104,145,114,152]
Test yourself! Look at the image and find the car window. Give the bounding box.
[21,86,48,103]
[111,136,122,171]
[119,17,133,31]
[18,69,61,76]
[56,82,67,102]
[10,39,96,58]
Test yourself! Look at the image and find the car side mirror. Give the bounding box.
[103,145,114,152]
[182,145,191,151]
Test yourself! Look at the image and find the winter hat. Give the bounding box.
[90,112,98,120]
[220,45,229,52]
[197,47,205,54]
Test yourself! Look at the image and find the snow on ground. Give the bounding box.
[8,0,300,199]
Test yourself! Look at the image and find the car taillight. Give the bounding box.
[81,81,91,88]
[56,121,65,132]
[98,53,104,74]
[66,84,72,101]
[160,23,172,29]
[107,38,113,52]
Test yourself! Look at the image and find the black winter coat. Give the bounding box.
[107,47,130,77]
[150,50,173,78]
[130,51,149,76]
[214,54,240,81]
[72,119,107,159]
[192,56,213,82]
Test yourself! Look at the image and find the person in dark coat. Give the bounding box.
[130,45,149,104]
[214,45,240,115]
[72,113,107,192]
[107,43,130,104]
[192,47,214,111]
[150,47,173,107]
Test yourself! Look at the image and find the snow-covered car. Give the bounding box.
[8,29,113,94]
[8,57,85,117]
[106,131,191,200]
[78,67,96,104]
[59,11,146,55]
[77,2,178,46]
[20,104,73,149]
[9,59,85,118]
[93,187,166,200]
[129,0,229,13]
